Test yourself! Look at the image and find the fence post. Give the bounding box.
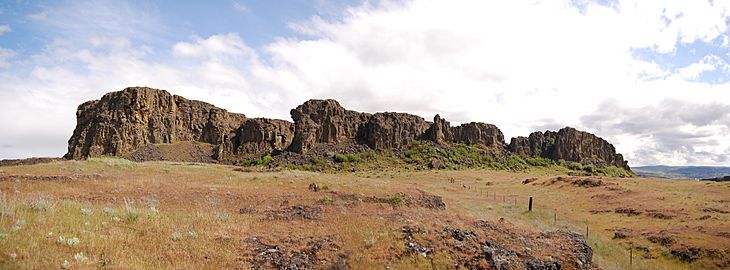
[554,211,556,225]
[630,243,633,267]
[528,197,533,211]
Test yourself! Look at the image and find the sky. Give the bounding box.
[0,0,729,166]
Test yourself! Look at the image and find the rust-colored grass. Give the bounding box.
[0,158,728,269]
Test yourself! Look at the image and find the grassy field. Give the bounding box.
[0,158,728,269]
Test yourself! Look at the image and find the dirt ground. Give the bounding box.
[0,159,728,269]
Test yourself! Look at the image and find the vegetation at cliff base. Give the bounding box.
[244,140,633,177]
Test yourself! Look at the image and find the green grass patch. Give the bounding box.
[279,140,634,176]
[240,154,273,167]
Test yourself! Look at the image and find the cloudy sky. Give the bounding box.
[0,0,729,166]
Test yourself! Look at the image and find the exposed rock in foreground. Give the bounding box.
[65,87,631,171]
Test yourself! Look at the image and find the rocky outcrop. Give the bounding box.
[508,131,557,158]
[509,127,629,170]
[364,112,430,150]
[65,87,245,159]
[65,87,630,171]
[424,115,506,151]
[452,122,506,150]
[289,99,371,154]
[424,115,453,144]
[230,118,294,159]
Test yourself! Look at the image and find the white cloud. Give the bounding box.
[677,55,724,80]
[0,25,10,35]
[2,0,730,166]
[581,99,730,166]
[173,33,256,60]
[232,2,249,13]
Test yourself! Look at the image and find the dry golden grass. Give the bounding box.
[0,158,728,269]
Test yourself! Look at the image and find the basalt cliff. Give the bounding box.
[66,87,630,171]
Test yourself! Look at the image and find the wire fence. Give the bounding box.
[447,177,649,269]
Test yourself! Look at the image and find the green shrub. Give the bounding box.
[241,154,273,167]
[489,155,529,171]
[524,157,554,167]
[334,154,361,163]
[582,164,598,174]
[386,195,403,206]
[559,160,584,171]
[334,154,349,163]
[555,159,633,177]
[317,197,334,205]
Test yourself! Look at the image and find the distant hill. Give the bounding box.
[633,165,730,180]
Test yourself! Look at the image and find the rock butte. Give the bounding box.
[65,87,630,171]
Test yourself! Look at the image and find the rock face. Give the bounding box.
[424,115,453,144]
[452,122,506,150]
[65,87,245,159]
[509,127,629,170]
[230,118,294,159]
[364,112,430,150]
[288,99,371,154]
[424,115,507,153]
[508,131,557,158]
[66,87,630,171]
